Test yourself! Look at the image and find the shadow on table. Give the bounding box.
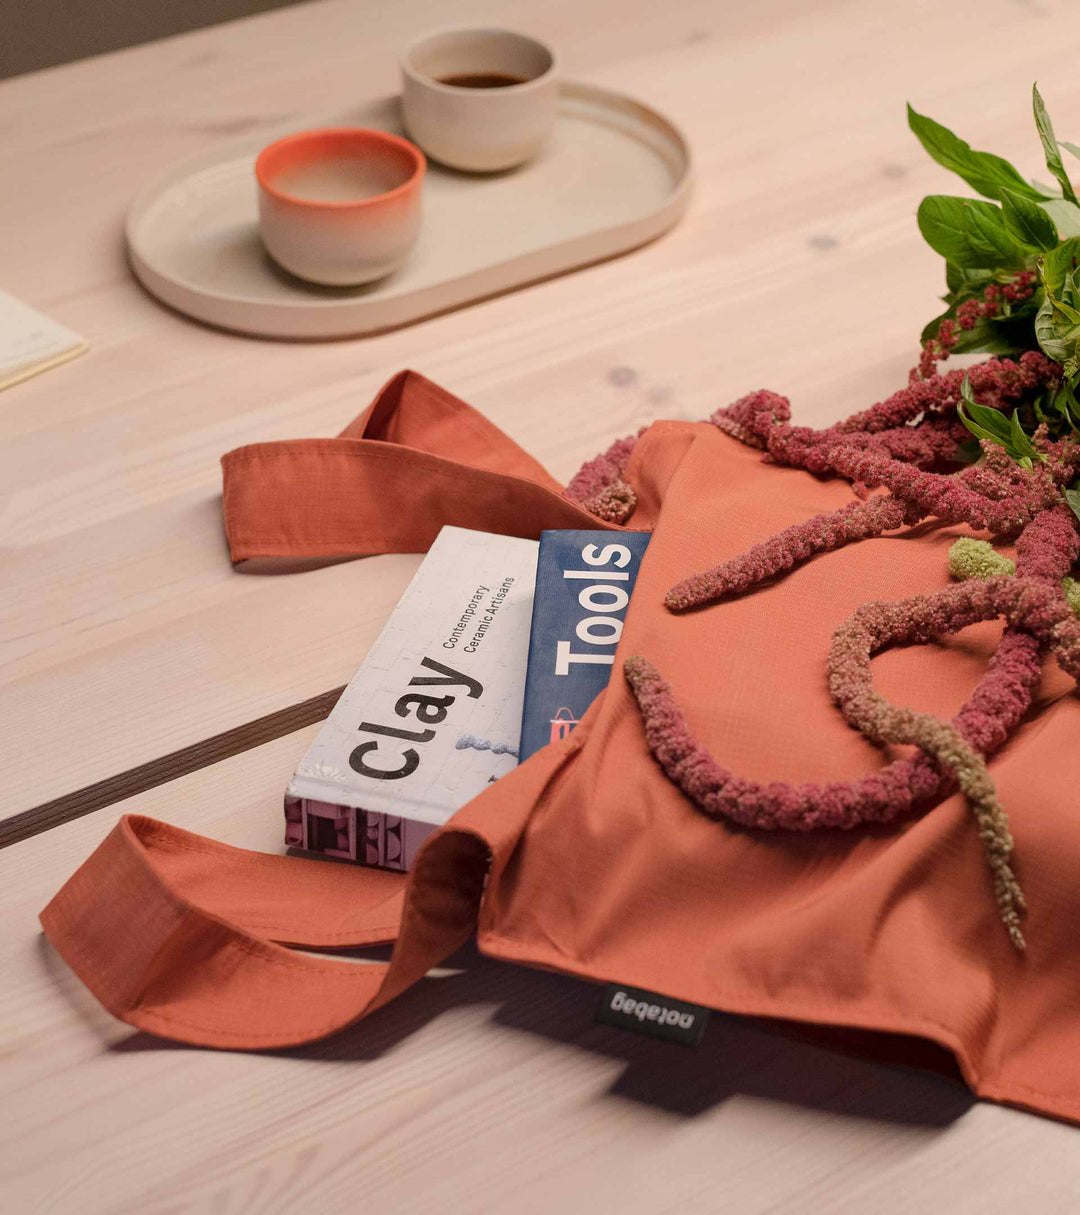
[43,934,975,1130]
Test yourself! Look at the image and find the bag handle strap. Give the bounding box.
[40,736,571,1048]
[40,815,488,1049]
[221,369,617,563]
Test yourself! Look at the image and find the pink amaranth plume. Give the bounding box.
[566,351,1080,949]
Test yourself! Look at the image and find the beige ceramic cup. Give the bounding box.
[401,28,559,173]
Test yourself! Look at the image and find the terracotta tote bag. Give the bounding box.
[42,370,1080,1125]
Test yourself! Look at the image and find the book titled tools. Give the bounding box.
[519,530,650,761]
[285,526,649,869]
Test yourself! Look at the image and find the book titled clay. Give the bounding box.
[285,526,538,870]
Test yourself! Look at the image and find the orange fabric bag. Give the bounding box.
[41,371,1080,1124]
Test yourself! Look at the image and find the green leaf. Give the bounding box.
[920,310,945,345]
[953,321,1027,355]
[958,377,1045,464]
[965,201,1027,263]
[970,332,1025,356]
[1034,244,1080,366]
[1008,409,1043,461]
[1038,198,1080,238]
[959,378,1014,440]
[1045,384,1074,423]
[1034,297,1080,365]
[917,196,1029,269]
[1036,304,1066,361]
[1062,270,1080,315]
[1033,83,1079,205]
[919,306,1027,356]
[1038,236,1080,294]
[1042,250,1076,296]
[958,406,1006,450]
[1052,291,1080,326]
[1063,380,1080,427]
[962,403,1014,443]
[907,103,1051,201]
[918,196,979,264]
[1000,187,1059,250]
[945,262,993,295]
[1063,141,1080,161]
[1064,486,1080,526]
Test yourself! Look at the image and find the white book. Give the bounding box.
[0,289,87,391]
[285,526,539,869]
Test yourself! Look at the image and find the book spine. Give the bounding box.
[284,795,437,871]
[519,531,650,763]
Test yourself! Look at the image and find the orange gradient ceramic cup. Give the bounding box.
[255,128,425,286]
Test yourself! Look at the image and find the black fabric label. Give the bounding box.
[594,983,710,1047]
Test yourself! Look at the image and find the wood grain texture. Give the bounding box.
[6,0,1080,1209]
[5,0,1077,822]
[5,730,1080,1215]
[0,684,344,847]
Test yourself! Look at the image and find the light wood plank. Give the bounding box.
[8,2,1080,1203]
[4,0,1074,820]
[4,729,1080,1215]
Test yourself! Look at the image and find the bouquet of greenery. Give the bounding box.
[568,95,1080,949]
[912,86,1080,472]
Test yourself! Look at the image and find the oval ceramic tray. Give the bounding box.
[126,82,691,339]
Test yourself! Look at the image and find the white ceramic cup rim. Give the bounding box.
[400,27,558,96]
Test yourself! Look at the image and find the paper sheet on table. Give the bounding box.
[0,289,88,391]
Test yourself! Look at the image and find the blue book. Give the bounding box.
[519,530,651,761]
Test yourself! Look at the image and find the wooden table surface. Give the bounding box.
[4,0,1080,1210]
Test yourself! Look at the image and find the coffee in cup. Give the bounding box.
[401,28,559,173]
